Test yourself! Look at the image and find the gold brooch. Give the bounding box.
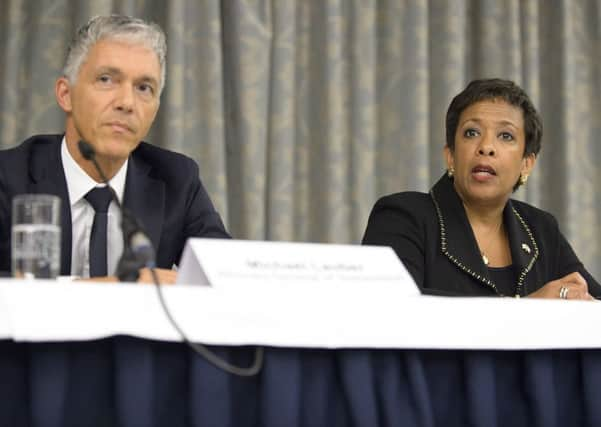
[521,243,531,254]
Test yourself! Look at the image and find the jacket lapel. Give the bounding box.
[504,201,539,295]
[28,136,72,275]
[122,151,164,252]
[430,175,494,290]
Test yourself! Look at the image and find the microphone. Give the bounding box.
[77,140,263,376]
[78,140,155,280]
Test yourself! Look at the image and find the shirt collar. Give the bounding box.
[61,136,128,206]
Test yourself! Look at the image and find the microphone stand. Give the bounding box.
[78,140,152,281]
[77,140,263,377]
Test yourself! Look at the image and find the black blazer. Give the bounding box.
[362,174,601,297]
[0,134,229,275]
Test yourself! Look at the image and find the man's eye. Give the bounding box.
[464,129,479,138]
[138,83,155,95]
[98,75,112,83]
[499,132,514,141]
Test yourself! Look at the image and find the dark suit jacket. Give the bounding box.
[0,134,229,275]
[362,174,601,298]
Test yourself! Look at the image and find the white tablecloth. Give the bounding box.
[1,278,599,349]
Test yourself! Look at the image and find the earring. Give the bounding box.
[447,167,455,178]
[519,174,529,185]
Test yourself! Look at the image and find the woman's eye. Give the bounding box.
[499,132,514,141]
[464,129,479,138]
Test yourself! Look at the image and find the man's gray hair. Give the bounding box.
[62,15,167,94]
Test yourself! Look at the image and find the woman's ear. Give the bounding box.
[521,153,536,178]
[444,145,454,170]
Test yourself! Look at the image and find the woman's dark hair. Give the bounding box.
[445,78,542,158]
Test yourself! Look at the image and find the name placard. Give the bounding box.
[176,238,419,295]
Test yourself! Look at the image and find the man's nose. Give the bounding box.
[115,85,135,112]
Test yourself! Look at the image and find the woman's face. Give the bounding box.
[445,99,536,207]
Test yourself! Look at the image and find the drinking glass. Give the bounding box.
[12,194,61,279]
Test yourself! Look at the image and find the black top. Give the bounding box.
[487,265,517,297]
[362,174,601,298]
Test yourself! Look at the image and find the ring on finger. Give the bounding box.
[559,286,569,300]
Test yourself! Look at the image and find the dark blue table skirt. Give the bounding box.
[1,337,600,427]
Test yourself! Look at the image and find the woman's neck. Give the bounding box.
[462,201,511,267]
[462,202,504,228]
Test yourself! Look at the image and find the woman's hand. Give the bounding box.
[527,272,594,300]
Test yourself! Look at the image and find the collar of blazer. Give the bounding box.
[121,143,165,254]
[429,174,539,297]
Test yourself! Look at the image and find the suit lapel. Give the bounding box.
[122,151,164,252]
[28,136,72,275]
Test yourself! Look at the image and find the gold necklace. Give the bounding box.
[477,221,503,266]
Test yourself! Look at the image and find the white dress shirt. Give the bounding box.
[61,138,128,277]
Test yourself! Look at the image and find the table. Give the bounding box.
[1,280,600,427]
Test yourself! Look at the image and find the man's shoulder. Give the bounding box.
[133,142,194,164]
[0,135,62,173]
[132,142,200,182]
[0,134,62,158]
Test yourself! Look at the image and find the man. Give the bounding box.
[0,15,229,283]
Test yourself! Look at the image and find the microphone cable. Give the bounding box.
[78,140,263,377]
[150,267,264,376]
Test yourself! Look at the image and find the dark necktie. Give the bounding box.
[85,187,113,277]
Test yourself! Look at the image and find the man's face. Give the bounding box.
[56,39,161,162]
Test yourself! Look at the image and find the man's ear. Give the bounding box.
[55,77,72,113]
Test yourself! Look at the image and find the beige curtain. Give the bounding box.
[1,0,600,277]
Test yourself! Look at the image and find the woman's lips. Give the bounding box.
[471,165,496,181]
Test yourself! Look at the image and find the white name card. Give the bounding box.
[176,238,419,295]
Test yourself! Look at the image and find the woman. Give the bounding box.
[362,78,600,299]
